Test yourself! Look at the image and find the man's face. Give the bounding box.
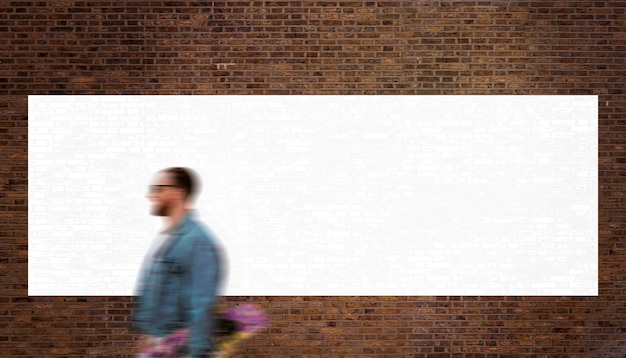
[146,172,180,216]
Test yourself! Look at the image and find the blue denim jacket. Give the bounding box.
[135,210,223,357]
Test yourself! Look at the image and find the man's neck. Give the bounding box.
[162,206,190,233]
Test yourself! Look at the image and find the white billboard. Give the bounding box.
[28,95,598,296]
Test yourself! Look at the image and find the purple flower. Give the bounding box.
[141,328,188,358]
[224,303,269,333]
[141,304,268,357]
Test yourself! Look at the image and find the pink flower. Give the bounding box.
[141,304,268,357]
[223,303,269,333]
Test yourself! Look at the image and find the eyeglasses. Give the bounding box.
[148,185,179,194]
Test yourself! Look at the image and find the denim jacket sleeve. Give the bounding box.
[184,237,221,357]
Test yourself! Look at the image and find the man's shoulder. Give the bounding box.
[181,215,219,246]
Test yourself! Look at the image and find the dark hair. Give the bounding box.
[162,167,200,201]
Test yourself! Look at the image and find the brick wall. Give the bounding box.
[1,1,625,356]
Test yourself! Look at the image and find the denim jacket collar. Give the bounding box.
[168,210,197,236]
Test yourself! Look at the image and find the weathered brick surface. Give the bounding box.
[1,1,625,356]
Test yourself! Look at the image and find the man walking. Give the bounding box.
[136,167,224,357]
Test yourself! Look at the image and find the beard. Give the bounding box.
[150,201,171,216]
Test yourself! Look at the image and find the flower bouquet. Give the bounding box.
[213,303,269,357]
[139,303,268,358]
[138,329,188,357]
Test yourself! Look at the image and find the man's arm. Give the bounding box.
[186,239,221,357]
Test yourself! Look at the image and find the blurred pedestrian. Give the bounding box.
[135,167,224,357]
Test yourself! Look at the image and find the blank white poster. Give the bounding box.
[28,95,598,296]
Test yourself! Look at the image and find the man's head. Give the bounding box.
[146,167,201,216]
